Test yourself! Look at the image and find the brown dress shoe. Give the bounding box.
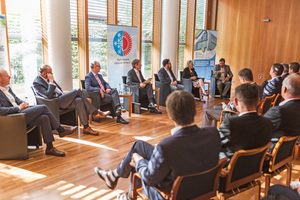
[94,167,119,190]
[94,110,111,119]
[59,126,78,137]
[83,127,99,136]
[45,147,65,157]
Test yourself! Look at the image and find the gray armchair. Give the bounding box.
[154,74,171,106]
[180,71,201,98]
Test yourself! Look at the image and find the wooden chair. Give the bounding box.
[132,158,228,200]
[271,93,283,107]
[218,142,272,200]
[263,136,299,196]
[216,110,239,129]
[257,94,276,116]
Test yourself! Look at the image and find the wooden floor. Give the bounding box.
[1,96,300,200]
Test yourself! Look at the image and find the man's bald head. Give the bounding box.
[0,69,6,77]
[0,69,11,87]
[282,75,300,98]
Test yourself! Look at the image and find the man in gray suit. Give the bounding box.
[213,58,233,99]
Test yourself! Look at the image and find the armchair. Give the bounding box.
[180,71,201,98]
[210,70,232,98]
[154,74,170,106]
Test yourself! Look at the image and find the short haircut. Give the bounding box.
[283,75,300,96]
[166,90,195,126]
[39,64,50,74]
[90,61,99,69]
[162,59,170,67]
[272,63,283,76]
[290,62,300,73]
[186,60,193,68]
[132,59,140,68]
[219,58,225,62]
[238,68,253,81]
[281,63,289,73]
[235,83,258,108]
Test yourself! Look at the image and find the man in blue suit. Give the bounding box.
[157,59,184,92]
[94,90,221,200]
[262,63,283,99]
[0,69,77,157]
[85,61,128,124]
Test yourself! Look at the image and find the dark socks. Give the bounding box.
[92,110,98,115]
[84,125,89,129]
[46,143,53,150]
[56,126,65,133]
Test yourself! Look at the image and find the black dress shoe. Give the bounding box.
[148,102,156,109]
[116,106,127,114]
[150,108,162,114]
[116,116,129,124]
[59,126,78,137]
[45,147,65,157]
[94,167,119,190]
[221,96,228,100]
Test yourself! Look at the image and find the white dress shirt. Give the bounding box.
[134,69,142,82]
[0,86,19,107]
[171,126,182,135]
[164,67,174,83]
[279,98,300,106]
[238,111,257,117]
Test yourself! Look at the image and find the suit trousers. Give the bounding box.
[201,106,222,128]
[139,84,154,100]
[217,80,231,97]
[58,89,97,126]
[100,88,120,117]
[170,84,184,92]
[21,105,58,144]
[116,140,164,200]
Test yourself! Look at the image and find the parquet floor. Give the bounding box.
[1,95,300,200]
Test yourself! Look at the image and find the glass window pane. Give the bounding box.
[118,0,132,26]
[178,0,187,74]
[70,0,79,88]
[195,0,206,30]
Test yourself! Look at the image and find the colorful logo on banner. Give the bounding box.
[113,30,132,56]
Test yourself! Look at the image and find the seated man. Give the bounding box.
[33,64,110,136]
[281,63,289,80]
[127,59,162,114]
[85,61,128,124]
[213,58,233,99]
[219,83,273,164]
[264,75,300,150]
[289,62,300,75]
[262,63,283,99]
[157,59,184,92]
[201,68,261,127]
[94,90,221,199]
[0,69,77,157]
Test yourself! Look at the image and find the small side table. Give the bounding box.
[79,98,92,126]
[153,88,160,110]
[204,82,210,99]
[119,92,132,117]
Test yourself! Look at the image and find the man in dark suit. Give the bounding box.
[219,83,273,164]
[264,75,300,149]
[157,59,184,92]
[0,69,77,157]
[262,63,283,99]
[85,61,128,124]
[289,62,300,75]
[94,91,221,199]
[127,59,161,114]
[213,58,233,99]
[281,63,289,80]
[33,64,111,136]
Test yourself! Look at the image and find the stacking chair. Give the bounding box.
[257,94,276,116]
[132,158,227,200]
[216,110,239,129]
[218,142,272,200]
[154,74,171,106]
[263,136,299,196]
[271,93,283,107]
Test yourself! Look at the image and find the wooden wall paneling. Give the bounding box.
[184,0,196,64]
[132,0,142,60]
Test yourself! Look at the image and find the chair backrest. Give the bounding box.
[154,74,160,82]
[271,93,282,107]
[122,76,127,84]
[258,94,276,115]
[269,136,299,172]
[224,142,272,191]
[81,80,86,89]
[171,158,227,200]
[31,86,37,96]
[180,71,183,83]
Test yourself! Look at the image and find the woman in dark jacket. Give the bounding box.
[182,60,207,102]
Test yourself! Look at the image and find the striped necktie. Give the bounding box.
[95,74,105,92]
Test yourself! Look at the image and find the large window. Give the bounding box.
[70,0,79,88]
[88,0,108,80]
[178,0,187,72]
[141,0,153,79]
[5,0,43,102]
[195,0,206,30]
[118,0,132,26]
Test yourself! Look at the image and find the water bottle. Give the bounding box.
[118,84,121,94]
[24,97,29,104]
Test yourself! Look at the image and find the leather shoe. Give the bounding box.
[59,126,78,137]
[116,116,129,124]
[83,127,99,136]
[94,110,111,119]
[148,102,156,109]
[94,167,119,190]
[150,108,162,114]
[117,193,133,200]
[45,147,65,157]
[116,106,127,114]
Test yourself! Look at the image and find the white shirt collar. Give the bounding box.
[40,75,49,83]
[0,85,9,92]
[171,126,182,135]
[238,111,257,117]
[279,98,300,106]
[91,71,98,76]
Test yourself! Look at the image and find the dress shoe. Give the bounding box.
[117,192,133,200]
[148,102,156,109]
[203,92,208,96]
[116,116,129,124]
[200,98,206,103]
[94,110,111,119]
[59,126,78,137]
[221,96,228,100]
[150,108,162,114]
[83,127,99,136]
[45,147,65,157]
[116,106,127,114]
[94,167,119,190]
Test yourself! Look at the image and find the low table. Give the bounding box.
[119,92,132,117]
[204,81,210,99]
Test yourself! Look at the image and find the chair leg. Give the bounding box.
[264,176,270,197]
[255,181,261,200]
[286,165,292,187]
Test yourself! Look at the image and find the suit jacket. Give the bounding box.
[127,68,146,86]
[281,73,289,80]
[33,76,63,99]
[0,87,23,116]
[264,99,300,140]
[182,67,198,79]
[85,71,111,92]
[219,112,273,159]
[136,125,221,193]
[262,76,283,99]
[213,64,233,79]
[157,67,177,84]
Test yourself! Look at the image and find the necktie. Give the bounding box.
[137,71,142,82]
[47,80,62,96]
[95,74,105,92]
